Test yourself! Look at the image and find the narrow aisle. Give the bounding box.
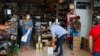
[18,46,91,56]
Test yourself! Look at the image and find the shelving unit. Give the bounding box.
[57,2,70,27]
[0,3,4,24]
[0,19,18,56]
[34,21,52,49]
[17,3,44,19]
[92,0,100,26]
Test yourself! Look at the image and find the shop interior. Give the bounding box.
[0,0,100,56]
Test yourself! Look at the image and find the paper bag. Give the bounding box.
[21,28,31,42]
[47,46,54,54]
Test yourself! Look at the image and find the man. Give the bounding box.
[50,19,67,56]
[89,24,100,56]
[73,16,81,36]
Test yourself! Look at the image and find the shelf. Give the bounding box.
[58,13,66,15]
[59,8,68,11]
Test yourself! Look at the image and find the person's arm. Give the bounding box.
[52,37,56,46]
[27,19,33,30]
[73,22,81,32]
[79,22,81,31]
[29,19,33,28]
[19,20,23,26]
[0,25,10,30]
[73,24,77,29]
[41,28,49,32]
[50,27,56,46]
[89,36,93,53]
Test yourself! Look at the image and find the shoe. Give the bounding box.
[53,49,58,52]
[57,53,63,56]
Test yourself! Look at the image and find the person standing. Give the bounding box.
[72,16,81,36]
[89,24,100,56]
[21,13,33,51]
[50,19,67,56]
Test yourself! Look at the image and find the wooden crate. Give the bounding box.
[82,38,90,52]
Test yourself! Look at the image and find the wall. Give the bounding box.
[74,0,92,39]
[75,9,92,38]
[75,0,91,2]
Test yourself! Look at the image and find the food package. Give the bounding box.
[38,36,41,42]
[36,43,39,50]
[39,43,43,50]
[40,43,43,48]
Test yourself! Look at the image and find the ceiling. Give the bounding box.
[15,0,46,3]
[0,0,58,3]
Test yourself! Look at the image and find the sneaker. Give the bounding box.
[53,49,58,52]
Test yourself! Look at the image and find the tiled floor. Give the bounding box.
[18,46,91,56]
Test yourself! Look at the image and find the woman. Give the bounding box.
[21,14,33,51]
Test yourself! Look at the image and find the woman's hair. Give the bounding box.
[51,19,55,23]
[24,13,30,19]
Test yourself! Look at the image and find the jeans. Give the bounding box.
[73,32,80,36]
[55,34,66,54]
[93,52,100,56]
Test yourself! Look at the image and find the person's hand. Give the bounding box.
[52,42,55,47]
[6,25,10,29]
[29,27,32,30]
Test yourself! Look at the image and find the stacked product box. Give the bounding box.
[35,22,43,50]
[73,37,81,52]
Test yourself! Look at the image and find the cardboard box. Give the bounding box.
[73,37,81,52]
[73,46,80,51]
[73,43,81,46]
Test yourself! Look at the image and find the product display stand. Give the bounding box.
[0,18,19,56]
[35,21,43,51]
